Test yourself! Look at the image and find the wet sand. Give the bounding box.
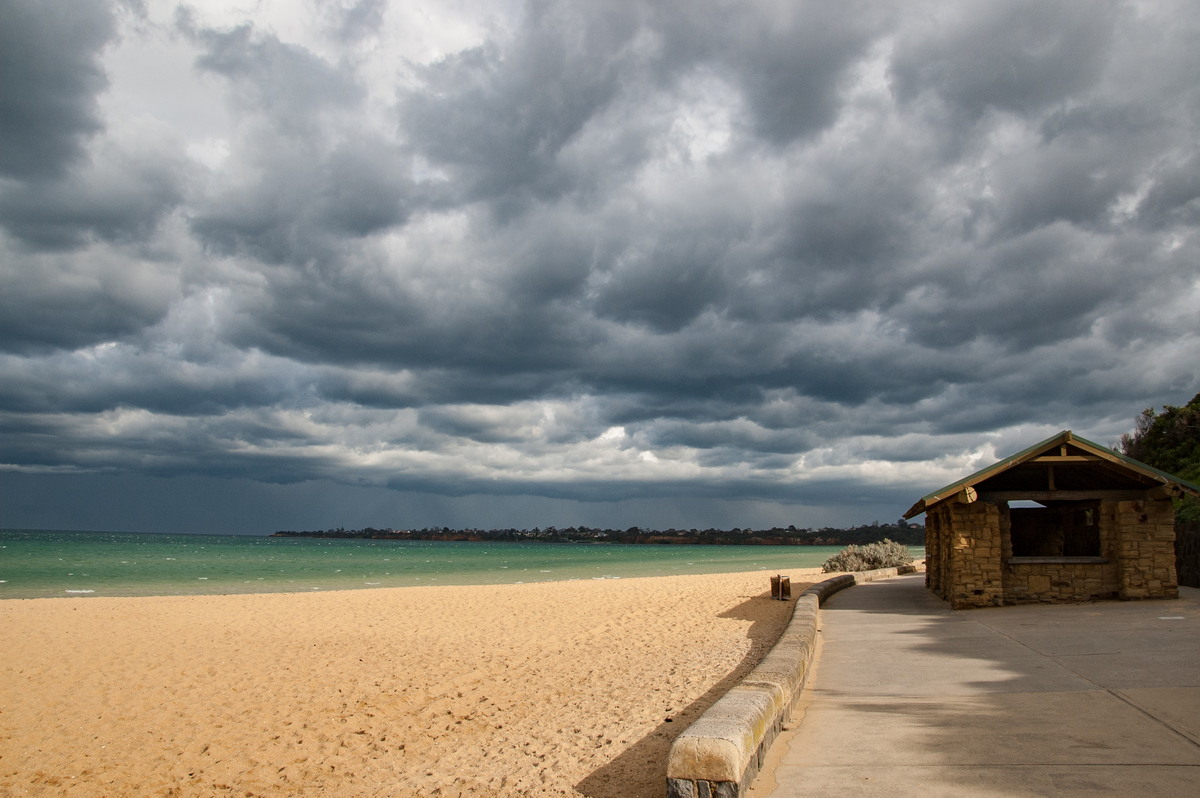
[0,568,818,797]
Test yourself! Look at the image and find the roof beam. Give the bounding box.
[979,487,1176,502]
[1031,455,1103,463]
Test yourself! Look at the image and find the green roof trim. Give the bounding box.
[903,430,1200,519]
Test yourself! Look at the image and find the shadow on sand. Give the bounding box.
[575,587,800,798]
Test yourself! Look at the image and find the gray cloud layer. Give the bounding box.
[2,0,1198,532]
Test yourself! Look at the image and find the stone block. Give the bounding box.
[667,778,696,798]
[1029,574,1052,593]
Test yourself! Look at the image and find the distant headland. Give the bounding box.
[271,520,924,547]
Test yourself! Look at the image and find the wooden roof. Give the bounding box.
[903,430,1200,519]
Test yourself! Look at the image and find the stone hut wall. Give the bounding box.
[924,507,946,598]
[929,501,1004,609]
[1001,501,1119,604]
[1003,561,1119,603]
[1116,498,1179,599]
[929,495,1179,608]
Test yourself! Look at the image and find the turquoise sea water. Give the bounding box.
[0,529,923,600]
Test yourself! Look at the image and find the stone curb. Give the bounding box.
[666,564,917,798]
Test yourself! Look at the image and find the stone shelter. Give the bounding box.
[904,430,1200,609]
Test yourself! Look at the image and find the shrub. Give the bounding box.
[822,539,913,573]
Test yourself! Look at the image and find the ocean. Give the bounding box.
[0,529,923,600]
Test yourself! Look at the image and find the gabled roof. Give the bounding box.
[903,430,1200,519]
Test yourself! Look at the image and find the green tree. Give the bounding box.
[1120,392,1200,521]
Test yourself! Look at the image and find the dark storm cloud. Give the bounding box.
[399,1,641,206]
[704,0,890,146]
[0,0,186,354]
[189,132,414,263]
[0,138,186,249]
[0,1,188,256]
[0,255,176,354]
[0,0,114,179]
[181,19,417,264]
[1136,150,1200,230]
[1,0,1199,534]
[890,0,1117,120]
[187,19,363,129]
[900,226,1119,350]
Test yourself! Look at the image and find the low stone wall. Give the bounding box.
[665,565,917,798]
[1004,560,1118,604]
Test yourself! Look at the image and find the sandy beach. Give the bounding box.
[0,568,818,797]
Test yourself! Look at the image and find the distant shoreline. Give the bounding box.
[271,522,925,547]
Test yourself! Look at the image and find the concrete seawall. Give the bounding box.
[666,565,918,798]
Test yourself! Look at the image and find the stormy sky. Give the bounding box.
[2,0,1198,535]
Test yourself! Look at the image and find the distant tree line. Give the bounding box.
[271,520,925,546]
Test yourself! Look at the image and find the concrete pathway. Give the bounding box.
[748,573,1200,797]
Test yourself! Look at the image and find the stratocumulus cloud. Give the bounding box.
[1,0,1198,533]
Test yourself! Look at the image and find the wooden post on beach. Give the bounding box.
[770,574,791,600]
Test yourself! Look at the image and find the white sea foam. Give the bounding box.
[65,589,95,594]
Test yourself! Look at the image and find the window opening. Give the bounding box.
[1010,502,1100,558]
